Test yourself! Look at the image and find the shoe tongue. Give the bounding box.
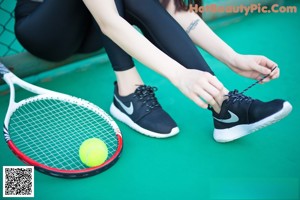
[228,89,239,96]
[135,85,156,95]
[135,85,147,93]
[227,90,253,102]
[135,85,160,108]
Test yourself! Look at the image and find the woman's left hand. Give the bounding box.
[227,54,280,83]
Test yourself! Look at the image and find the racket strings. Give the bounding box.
[9,98,118,170]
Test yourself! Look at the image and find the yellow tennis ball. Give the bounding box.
[79,138,108,167]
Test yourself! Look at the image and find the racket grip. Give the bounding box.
[0,62,10,78]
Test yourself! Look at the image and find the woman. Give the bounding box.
[14,0,292,142]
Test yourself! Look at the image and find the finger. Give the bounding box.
[252,62,271,75]
[246,71,262,80]
[208,75,224,91]
[203,82,223,107]
[203,82,222,97]
[196,89,220,111]
[261,77,271,83]
[270,67,280,79]
[190,93,208,109]
[269,68,277,76]
[255,75,266,83]
[272,70,280,79]
[212,104,221,114]
[261,56,278,69]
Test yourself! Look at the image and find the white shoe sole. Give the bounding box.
[213,101,293,143]
[110,103,179,138]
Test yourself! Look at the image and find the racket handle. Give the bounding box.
[0,62,10,78]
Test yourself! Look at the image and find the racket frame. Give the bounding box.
[1,63,123,178]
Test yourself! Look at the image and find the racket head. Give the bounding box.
[3,93,123,178]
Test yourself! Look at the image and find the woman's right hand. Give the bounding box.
[171,68,225,113]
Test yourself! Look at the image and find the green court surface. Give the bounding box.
[1,5,300,200]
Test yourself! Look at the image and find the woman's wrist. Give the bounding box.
[224,50,240,68]
[167,65,186,87]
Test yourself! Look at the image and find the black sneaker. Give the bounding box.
[211,90,292,142]
[110,82,179,138]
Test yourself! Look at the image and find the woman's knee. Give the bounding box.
[15,23,73,61]
[14,0,93,61]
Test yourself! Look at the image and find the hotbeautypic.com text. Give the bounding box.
[189,4,297,16]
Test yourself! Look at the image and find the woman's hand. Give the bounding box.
[171,68,226,113]
[227,54,280,83]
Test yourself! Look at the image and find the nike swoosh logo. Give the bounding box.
[214,111,239,123]
[114,95,134,115]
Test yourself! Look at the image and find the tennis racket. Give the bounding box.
[0,62,123,178]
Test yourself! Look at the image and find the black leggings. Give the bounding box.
[14,0,213,74]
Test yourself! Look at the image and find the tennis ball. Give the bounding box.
[79,138,108,167]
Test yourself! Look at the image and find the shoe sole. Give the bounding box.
[213,101,293,143]
[110,103,179,138]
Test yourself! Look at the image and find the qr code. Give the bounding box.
[3,166,34,198]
